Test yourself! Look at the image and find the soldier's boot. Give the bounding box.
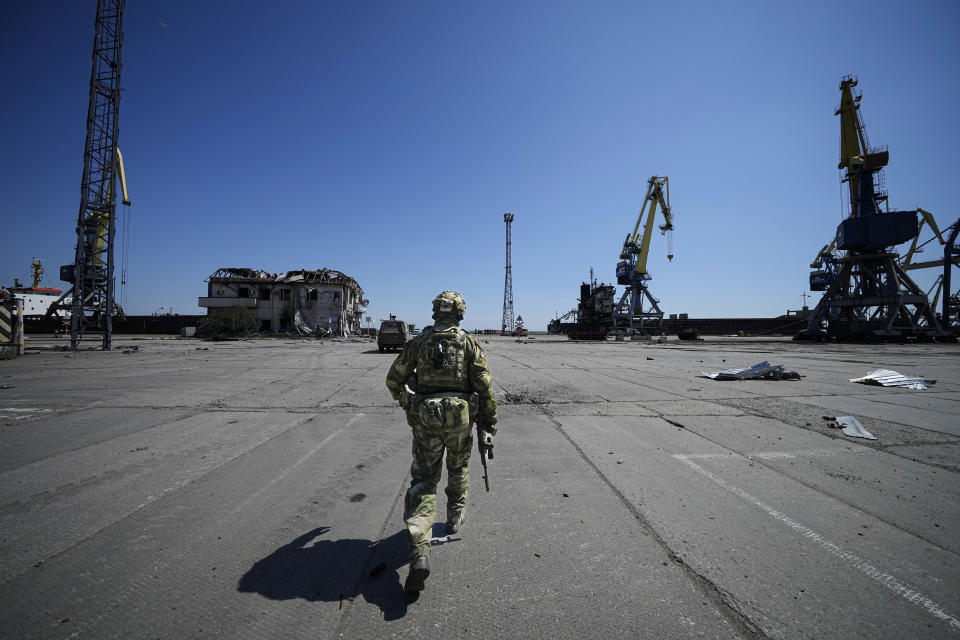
[445,509,466,534]
[404,556,430,592]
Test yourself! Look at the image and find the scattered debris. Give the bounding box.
[677,328,701,341]
[0,384,14,389]
[850,369,936,390]
[122,346,140,354]
[835,416,877,440]
[700,361,800,381]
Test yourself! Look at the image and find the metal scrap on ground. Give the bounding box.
[849,369,936,390]
[700,361,800,381]
[835,416,877,440]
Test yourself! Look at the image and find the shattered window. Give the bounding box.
[238,287,249,298]
[308,290,318,301]
[279,289,291,301]
[258,287,270,299]
[334,292,340,301]
[260,319,271,331]
[280,319,290,330]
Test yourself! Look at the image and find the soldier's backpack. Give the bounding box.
[416,326,468,390]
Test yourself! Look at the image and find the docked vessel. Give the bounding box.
[1,261,71,319]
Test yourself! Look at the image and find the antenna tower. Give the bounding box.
[501,213,515,334]
[69,0,127,351]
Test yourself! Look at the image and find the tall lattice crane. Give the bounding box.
[613,176,674,333]
[59,0,130,351]
[797,76,949,341]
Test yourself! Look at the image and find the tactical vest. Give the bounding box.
[416,326,468,392]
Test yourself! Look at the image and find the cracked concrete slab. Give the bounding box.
[1,333,957,639]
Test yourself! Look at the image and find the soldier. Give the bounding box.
[385,291,498,592]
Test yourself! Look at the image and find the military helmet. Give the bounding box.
[432,290,466,321]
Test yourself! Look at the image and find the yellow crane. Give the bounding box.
[618,176,674,280]
[613,176,675,333]
[836,77,889,220]
[87,148,132,262]
[797,76,949,341]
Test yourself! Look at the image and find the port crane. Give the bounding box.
[797,76,950,341]
[44,0,130,351]
[613,176,674,333]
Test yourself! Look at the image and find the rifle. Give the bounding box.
[477,430,494,491]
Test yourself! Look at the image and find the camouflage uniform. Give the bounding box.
[385,292,498,565]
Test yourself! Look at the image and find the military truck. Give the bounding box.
[377,317,409,353]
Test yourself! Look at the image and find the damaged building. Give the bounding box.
[198,268,368,335]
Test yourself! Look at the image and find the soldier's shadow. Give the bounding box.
[237,527,416,620]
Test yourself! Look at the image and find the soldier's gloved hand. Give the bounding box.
[478,421,497,436]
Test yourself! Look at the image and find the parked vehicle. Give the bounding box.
[377,318,409,353]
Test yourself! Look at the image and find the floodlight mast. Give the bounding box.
[501,213,515,335]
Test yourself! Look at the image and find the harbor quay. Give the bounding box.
[1,334,958,639]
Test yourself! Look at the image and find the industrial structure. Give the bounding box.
[501,213,516,335]
[798,76,951,341]
[568,277,616,340]
[945,221,960,329]
[613,176,675,333]
[3,260,71,319]
[899,214,960,330]
[45,0,131,351]
[199,268,367,335]
[547,268,617,339]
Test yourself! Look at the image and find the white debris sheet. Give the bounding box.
[836,416,877,440]
[849,369,936,390]
[699,361,800,381]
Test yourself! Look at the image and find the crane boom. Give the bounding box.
[837,76,889,219]
[620,176,674,277]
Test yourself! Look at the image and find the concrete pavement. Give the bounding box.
[0,334,957,638]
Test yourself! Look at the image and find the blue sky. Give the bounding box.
[2,1,958,331]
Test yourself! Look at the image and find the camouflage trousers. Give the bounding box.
[403,418,473,562]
